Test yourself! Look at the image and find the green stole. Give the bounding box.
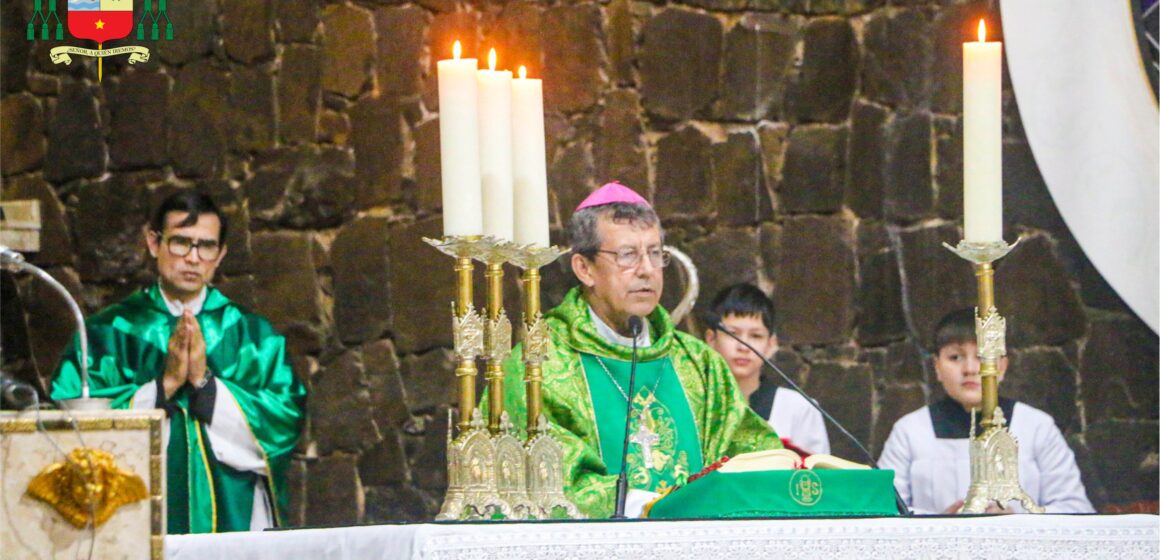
[166,405,260,534]
[580,354,704,494]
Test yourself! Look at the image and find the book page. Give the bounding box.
[803,454,871,470]
[716,449,801,472]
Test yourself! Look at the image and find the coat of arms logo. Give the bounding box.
[26,0,173,80]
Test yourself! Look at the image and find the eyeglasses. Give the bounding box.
[156,233,221,261]
[595,247,671,270]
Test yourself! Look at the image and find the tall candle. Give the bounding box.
[511,65,550,248]
[436,41,483,237]
[963,19,1003,242]
[477,48,514,242]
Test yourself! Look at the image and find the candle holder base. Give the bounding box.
[526,414,585,519]
[436,409,510,521]
[960,408,1044,513]
[494,412,536,520]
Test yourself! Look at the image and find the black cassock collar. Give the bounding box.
[930,396,1017,439]
[748,376,779,420]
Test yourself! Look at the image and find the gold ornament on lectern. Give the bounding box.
[26,447,148,528]
[944,238,1042,514]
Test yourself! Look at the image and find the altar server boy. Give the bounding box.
[705,283,830,455]
[878,308,1093,514]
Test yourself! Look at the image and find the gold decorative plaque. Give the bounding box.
[1,409,165,560]
[26,447,148,528]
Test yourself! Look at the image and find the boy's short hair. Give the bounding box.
[707,283,775,333]
[933,308,977,352]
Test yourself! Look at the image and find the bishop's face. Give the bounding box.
[572,218,664,334]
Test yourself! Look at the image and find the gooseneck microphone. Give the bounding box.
[707,316,912,516]
[611,315,644,519]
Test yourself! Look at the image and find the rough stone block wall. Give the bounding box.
[1,0,1156,524]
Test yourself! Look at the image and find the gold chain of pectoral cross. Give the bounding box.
[593,356,665,469]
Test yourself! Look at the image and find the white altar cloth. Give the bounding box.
[167,514,1159,560]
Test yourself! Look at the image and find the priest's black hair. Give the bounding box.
[149,189,229,244]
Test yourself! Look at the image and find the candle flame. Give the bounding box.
[977,19,986,42]
[519,65,527,79]
[453,40,461,60]
[488,48,497,71]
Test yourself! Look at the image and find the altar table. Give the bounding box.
[167,514,1158,559]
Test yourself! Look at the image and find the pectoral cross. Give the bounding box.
[630,413,660,469]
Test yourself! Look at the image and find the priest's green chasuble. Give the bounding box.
[51,284,306,534]
[495,287,781,518]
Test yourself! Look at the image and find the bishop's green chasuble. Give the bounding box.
[580,354,703,494]
[494,287,781,518]
[51,284,306,534]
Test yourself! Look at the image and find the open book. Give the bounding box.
[717,449,870,472]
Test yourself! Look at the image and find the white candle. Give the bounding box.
[477,49,514,242]
[963,20,1003,243]
[511,66,550,248]
[436,41,483,237]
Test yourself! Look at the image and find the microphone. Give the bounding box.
[612,315,644,519]
[1,372,38,410]
[707,316,912,516]
[627,315,643,338]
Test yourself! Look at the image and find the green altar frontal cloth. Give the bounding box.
[645,469,899,519]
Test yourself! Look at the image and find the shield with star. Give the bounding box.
[67,0,133,45]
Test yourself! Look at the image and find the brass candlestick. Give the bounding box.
[510,243,584,519]
[425,236,497,519]
[424,236,486,433]
[509,244,568,436]
[944,238,1043,514]
[473,238,517,434]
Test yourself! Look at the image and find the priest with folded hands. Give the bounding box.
[52,190,306,534]
[494,182,782,518]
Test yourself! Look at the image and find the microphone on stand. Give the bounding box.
[1,245,104,408]
[705,314,912,516]
[611,315,644,519]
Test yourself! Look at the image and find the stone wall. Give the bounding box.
[1,0,1156,524]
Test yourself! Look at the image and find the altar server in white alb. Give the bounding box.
[878,308,1093,514]
[705,283,830,455]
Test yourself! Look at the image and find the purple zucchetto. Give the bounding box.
[574,181,651,211]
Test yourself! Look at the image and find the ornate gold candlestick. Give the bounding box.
[425,236,505,520]
[509,244,567,436]
[424,236,486,433]
[510,244,584,519]
[944,238,1042,514]
[472,238,517,434]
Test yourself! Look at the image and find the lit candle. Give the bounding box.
[436,42,483,237]
[477,48,514,242]
[963,20,1003,242]
[511,65,550,248]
